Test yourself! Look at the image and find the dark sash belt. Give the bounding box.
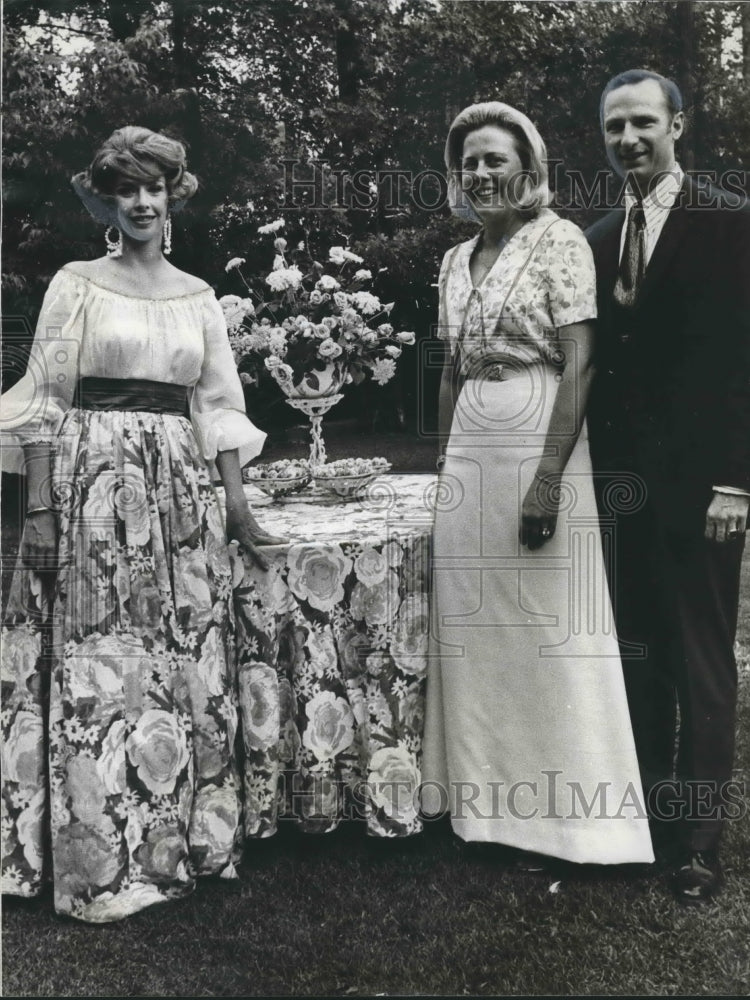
[74,377,189,415]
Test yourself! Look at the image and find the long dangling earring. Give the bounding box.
[163,216,172,256]
[105,226,121,255]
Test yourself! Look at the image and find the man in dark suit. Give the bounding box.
[586,69,750,905]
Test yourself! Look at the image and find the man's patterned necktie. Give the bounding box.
[613,201,645,308]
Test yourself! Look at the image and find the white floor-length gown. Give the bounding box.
[422,211,654,864]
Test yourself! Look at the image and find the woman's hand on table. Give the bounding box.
[520,469,562,550]
[225,502,288,571]
[21,509,58,571]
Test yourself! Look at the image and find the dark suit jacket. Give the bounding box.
[586,177,750,534]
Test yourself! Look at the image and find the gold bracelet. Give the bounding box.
[26,506,52,516]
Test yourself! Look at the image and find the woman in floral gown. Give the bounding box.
[1,126,283,921]
[422,103,654,866]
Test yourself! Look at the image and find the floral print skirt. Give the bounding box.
[1,408,242,922]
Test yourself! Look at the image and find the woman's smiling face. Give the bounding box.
[112,171,169,242]
[460,125,524,222]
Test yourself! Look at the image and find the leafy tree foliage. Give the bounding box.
[4,0,749,424]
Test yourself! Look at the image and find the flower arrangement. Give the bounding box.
[220,219,415,397]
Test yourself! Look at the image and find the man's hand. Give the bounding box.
[704,491,749,543]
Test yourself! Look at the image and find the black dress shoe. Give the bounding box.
[512,850,549,873]
[670,850,723,905]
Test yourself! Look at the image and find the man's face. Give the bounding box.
[602,79,684,191]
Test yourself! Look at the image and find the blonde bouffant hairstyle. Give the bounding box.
[71,126,198,222]
[445,102,551,221]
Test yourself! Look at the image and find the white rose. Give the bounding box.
[1,625,42,689]
[302,691,355,762]
[286,544,352,612]
[368,744,420,823]
[316,275,340,293]
[190,784,241,867]
[305,630,338,675]
[353,546,388,587]
[126,710,190,796]
[318,338,343,359]
[239,663,279,752]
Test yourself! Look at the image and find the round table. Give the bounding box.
[224,474,436,838]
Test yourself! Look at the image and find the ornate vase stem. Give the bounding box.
[285,394,344,472]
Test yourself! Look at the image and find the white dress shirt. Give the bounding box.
[620,167,683,265]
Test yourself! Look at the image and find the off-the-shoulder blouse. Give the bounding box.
[436,209,597,374]
[0,266,266,474]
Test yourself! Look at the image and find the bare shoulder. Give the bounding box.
[62,258,109,279]
[60,258,210,298]
[164,263,211,295]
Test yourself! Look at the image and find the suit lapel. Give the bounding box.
[636,178,693,306]
[591,209,624,333]
[597,210,624,297]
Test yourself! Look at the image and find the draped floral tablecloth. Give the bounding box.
[223,474,436,839]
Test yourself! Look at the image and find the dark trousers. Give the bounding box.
[595,472,744,852]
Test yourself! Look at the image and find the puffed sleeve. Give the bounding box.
[436,244,461,356]
[189,293,266,471]
[543,220,598,328]
[0,269,86,474]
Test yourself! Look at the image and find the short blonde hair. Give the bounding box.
[72,126,198,222]
[445,102,550,220]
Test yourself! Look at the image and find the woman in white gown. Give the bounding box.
[0,127,284,921]
[422,103,653,866]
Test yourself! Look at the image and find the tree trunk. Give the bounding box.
[334,0,360,104]
[677,0,697,171]
[171,0,208,276]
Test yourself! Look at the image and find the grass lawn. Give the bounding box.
[2,424,749,997]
